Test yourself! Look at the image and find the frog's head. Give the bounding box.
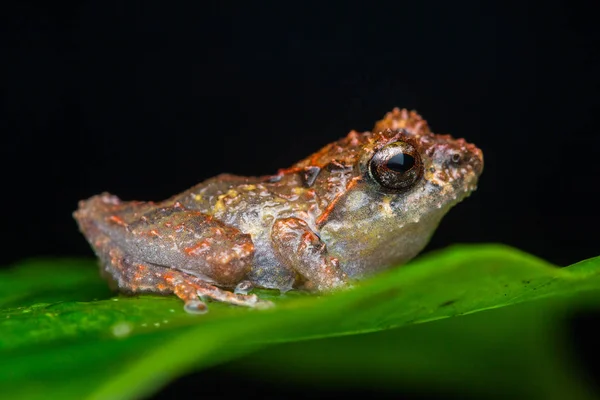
[317,108,483,277]
[359,128,483,214]
[362,108,484,211]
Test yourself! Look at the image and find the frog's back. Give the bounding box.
[170,174,269,213]
[170,172,320,227]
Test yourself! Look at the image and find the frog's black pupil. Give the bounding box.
[386,153,415,173]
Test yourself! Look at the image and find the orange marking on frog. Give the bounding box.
[184,240,211,256]
[162,271,176,284]
[275,166,303,177]
[174,223,185,232]
[133,264,147,282]
[107,215,127,227]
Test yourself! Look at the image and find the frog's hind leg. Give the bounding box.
[74,193,272,312]
[75,193,255,287]
[98,244,271,313]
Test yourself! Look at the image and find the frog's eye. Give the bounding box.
[368,141,423,191]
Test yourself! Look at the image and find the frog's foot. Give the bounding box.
[165,271,273,312]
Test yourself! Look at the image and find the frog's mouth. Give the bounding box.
[417,169,482,221]
[443,171,481,208]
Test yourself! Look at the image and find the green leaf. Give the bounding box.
[1,244,600,400]
[228,296,600,400]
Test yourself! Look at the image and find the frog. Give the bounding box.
[74,108,483,313]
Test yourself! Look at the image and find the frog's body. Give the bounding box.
[74,108,483,313]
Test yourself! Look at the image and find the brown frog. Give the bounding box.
[74,108,483,313]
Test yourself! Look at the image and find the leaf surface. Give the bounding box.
[1,245,599,399]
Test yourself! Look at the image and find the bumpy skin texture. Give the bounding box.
[74,108,484,313]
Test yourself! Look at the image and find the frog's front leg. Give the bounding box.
[271,218,349,291]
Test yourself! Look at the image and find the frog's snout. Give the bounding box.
[469,146,484,177]
[434,138,483,174]
[427,137,483,192]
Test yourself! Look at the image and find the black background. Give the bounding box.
[1,1,598,399]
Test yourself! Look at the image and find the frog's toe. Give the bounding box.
[234,280,254,295]
[184,299,209,314]
[168,271,272,310]
[225,292,275,310]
